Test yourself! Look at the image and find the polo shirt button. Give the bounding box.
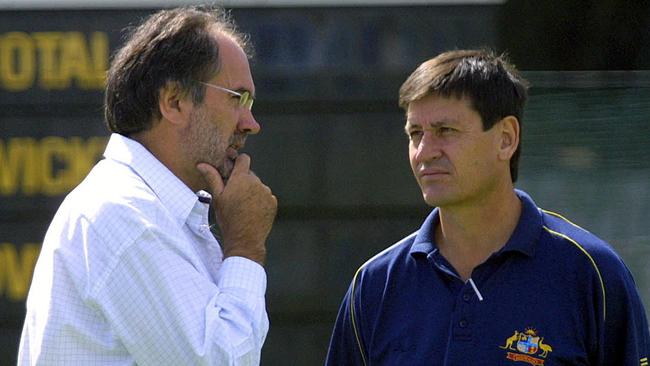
[462,293,471,302]
[459,319,468,328]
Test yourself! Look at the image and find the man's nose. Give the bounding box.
[415,132,443,162]
[237,109,260,135]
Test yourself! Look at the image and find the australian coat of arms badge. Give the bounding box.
[500,328,553,365]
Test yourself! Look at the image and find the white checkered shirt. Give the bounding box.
[18,133,269,365]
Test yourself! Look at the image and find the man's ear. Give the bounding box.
[497,116,520,161]
[158,81,192,126]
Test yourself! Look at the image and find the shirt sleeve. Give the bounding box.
[599,256,650,365]
[326,274,368,366]
[92,227,268,366]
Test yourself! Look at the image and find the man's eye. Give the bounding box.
[236,92,254,110]
[408,131,423,139]
[438,127,454,135]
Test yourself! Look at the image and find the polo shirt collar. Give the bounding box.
[103,133,201,226]
[410,208,440,255]
[497,189,543,257]
[409,189,543,258]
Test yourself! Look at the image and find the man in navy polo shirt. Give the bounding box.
[325,49,650,365]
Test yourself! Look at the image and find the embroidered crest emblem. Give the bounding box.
[499,328,553,365]
[517,332,539,354]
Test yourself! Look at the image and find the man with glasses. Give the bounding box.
[19,7,276,365]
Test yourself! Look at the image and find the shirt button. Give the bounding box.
[459,319,468,328]
[462,293,471,302]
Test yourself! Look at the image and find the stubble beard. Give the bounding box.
[185,107,230,179]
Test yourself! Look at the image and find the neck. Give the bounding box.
[132,127,203,193]
[435,185,522,281]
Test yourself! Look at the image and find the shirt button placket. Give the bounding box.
[451,284,474,342]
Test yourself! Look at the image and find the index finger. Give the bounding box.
[230,153,251,177]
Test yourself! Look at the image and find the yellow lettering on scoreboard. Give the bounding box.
[0,136,107,196]
[0,31,108,91]
[0,243,41,302]
[0,32,36,90]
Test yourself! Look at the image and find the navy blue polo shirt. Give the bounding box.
[326,190,650,366]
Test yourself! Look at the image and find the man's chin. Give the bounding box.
[217,159,234,181]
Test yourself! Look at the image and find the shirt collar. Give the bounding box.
[103,133,205,226]
[410,208,440,256]
[497,189,543,257]
[409,189,543,258]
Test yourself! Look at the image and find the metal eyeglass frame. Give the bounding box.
[198,81,254,110]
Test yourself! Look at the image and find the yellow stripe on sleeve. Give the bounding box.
[543,226,606,323]
[347,235,416,366]
[350,267,368,366]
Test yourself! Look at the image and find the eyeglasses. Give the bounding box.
[199,81,254,110]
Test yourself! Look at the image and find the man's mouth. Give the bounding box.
[226,145,239,160]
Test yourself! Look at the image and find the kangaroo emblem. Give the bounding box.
[539,337,553,358]
[499,330,519,350]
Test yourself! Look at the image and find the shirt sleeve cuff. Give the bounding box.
[217,256,267,296]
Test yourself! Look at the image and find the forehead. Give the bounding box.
[406,94,477,126]
[210,32,254,92]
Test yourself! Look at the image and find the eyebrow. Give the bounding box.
[405,118,458,130]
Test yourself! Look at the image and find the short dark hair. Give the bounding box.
[399,49,529,182]
[104,6,250,135]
